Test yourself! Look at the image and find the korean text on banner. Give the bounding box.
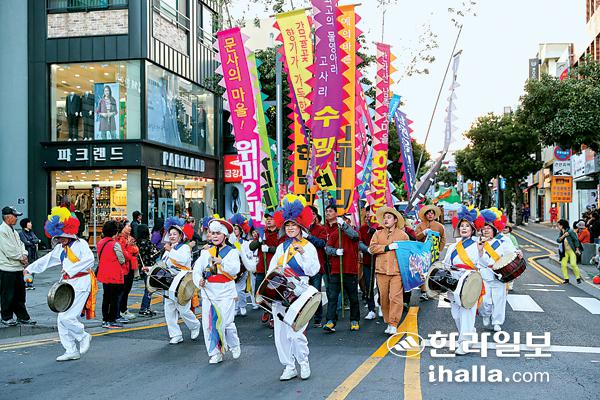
[310,0,345,191]
[369,42,392,213]
[393,108,417,199]
[216,27,263,226]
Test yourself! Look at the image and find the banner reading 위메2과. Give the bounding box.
[216,27,263,226]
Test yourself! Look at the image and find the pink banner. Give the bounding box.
[216,27,263,226]
[369,42,392,213]
[310,0,346,190]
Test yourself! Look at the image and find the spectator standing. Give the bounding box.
[576,220,591,244]
[549,204,559,228]
[137,224,158,317]
[587,212,600,243]
[522,203,530,224]
[557,219,582,284]
[116,220,138,322]
[131,211,142,240]
[18,218,40,289]
[96,221,126,329]
[0,206,35,326]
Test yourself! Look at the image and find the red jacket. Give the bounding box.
[308,222,328,274]
[96,237,124,284]
[117,235,139,274]
[359,224,376,266]
[256,228,284,274]
[326,221,359,275]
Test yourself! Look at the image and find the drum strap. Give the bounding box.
[208,246,235,281]
[455,241,476,270]
[483,242,501,263]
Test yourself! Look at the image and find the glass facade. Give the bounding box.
[146,62,215,155]
[50,61,142,141]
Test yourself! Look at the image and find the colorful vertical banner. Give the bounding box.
[336,4,357,213]
[388,94,401,121]
[216,27,263,226]
[444,52,461,153]
[369,42,392,213]
[393,108,417,199]
[310,0,345,191]
[291,104,310,195]
[248,53,278,214]
[273,9,314,126]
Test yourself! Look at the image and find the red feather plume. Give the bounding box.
[273,211,285,229]
[182,224,195,241]
[474,215,485,231]
[297,207,314,229]
[451,215,459,230]
[62,217,80,235]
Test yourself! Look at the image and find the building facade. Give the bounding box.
[25,0,223,244]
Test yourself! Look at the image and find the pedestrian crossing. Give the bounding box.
[434,292,600,315]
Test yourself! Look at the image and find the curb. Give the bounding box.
[514,225,557,249]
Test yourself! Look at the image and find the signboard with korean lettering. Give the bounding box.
[551,176,573,203]
[310,0,345,191]
[216,27,263,226]
[552,160,572,177]
[224,154,242,183]
[42,143,139,168]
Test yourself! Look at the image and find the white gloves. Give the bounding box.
[302,231,309,238]
[423,228,431,235]
[388,242,399,250]
[335,248,344,256]
[261,244,269,253]
[367,248,373,255]
[336,217,345,226]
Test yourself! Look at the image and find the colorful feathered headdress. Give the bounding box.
[165,216,187,241]
[44,206,80,239]
[451,205,484,231]
[487,207,508,231]
[273,194,313,230]
[229,213,251,234]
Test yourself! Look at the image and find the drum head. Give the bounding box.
[47,282,75,313]
[493,252,517,271]
[147,264,174,293]
[283,286,320,332]
[459,271,483,309]
[176,272,196,305]
[424,262,443,298]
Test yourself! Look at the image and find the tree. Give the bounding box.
[518,58,600,152]
[436,166,457,187]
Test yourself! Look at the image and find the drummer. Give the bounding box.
[229,214,257,317]
[478,209,519,333]
[269,194,320,381]
[160,217,201,345]
[442,206,485,355]
[24,207,96,361]
[192,218,242,364]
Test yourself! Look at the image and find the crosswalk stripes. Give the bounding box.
[437,295,451,308]
[506,294,544,312]
[569,297,600,315]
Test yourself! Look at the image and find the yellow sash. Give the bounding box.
[64,246,80,263]
[483,242,501,262]
[276,238,309,270]
[455,241,476,269]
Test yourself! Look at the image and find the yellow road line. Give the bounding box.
[129,297,162,310]
[327,307,419,400]
[403,307,422,400]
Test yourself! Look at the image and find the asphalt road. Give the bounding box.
[1,229,599,400]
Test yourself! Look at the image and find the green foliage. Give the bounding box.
[436,167,457,187]
[518,58,600,152]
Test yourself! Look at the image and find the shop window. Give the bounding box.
[196,2,215,45]
[50,61,142,141]
[47,0,128,13]
[147,169,215,229]
[146,62,215,155]
[153,0,190,30]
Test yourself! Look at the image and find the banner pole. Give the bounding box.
[276,50,284,198]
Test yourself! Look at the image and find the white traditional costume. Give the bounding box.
[192,219,241,364]
[478,209,516,331]
[269,194,319,381]
[161,217,201,344]
[25,207,96,361]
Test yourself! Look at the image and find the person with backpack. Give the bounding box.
[137,224,159,317]
[557,219,583,284]
[96,221,126,329]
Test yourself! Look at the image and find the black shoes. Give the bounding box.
[17,319,37,325]
[577,278,582,284]
[563,279,569,284]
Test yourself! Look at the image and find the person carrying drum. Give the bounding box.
[192,218,242,364]
[368,206,410,336]
[269,194,320,381]
[160,217,201,345]
[477,209,520,333]
[229,213,257,317]
[442,206,485,355]
[24,207,96,361]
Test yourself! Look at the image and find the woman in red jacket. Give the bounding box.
[117,221,139,323]
[96,221,126,329]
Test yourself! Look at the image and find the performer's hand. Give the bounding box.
[22,269,29,276]
[199,278,206,287]
[202,244,210,250]
[211,257,222,265]
[164,243,172,251]
[423,228,431,235]
[516,250,523,259]
[336,217,345,226]
[293,244,305,255]
[367,247,373,255]
[142,266,149,272]
[335,248,344,256]
[189,240,197,248]
[302,230,309,239]
[388,242,399,250]
[261,244,269,253]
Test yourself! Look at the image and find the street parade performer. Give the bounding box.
[269,194,320,381]
[478,209,520,333]
[442,206,485,355]
[160,217,201,345]
[368,206,410,336]
[24,207,96,361]
[192,218,241,364]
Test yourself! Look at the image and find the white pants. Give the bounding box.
[235,272,248,312]
[480,279,507,325]
[273,303,309,368]
[448,292,477,344]
[201,296,240,356]
[164,297,200,339]
[58,290,89,354]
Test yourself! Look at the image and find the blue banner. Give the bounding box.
[388,94,401,122]
[394,231,439,291]
[393,108,417,199]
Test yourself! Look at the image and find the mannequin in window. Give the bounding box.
[96,85,118,140]
[65,92,81,141]
[81,91,95,141]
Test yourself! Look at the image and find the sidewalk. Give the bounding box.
[0,266,165,340]
[515,222,600,299]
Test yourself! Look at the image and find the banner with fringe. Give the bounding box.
[216,27,263,226]
[393,108,417,200]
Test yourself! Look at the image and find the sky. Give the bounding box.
[231,0,589,156]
